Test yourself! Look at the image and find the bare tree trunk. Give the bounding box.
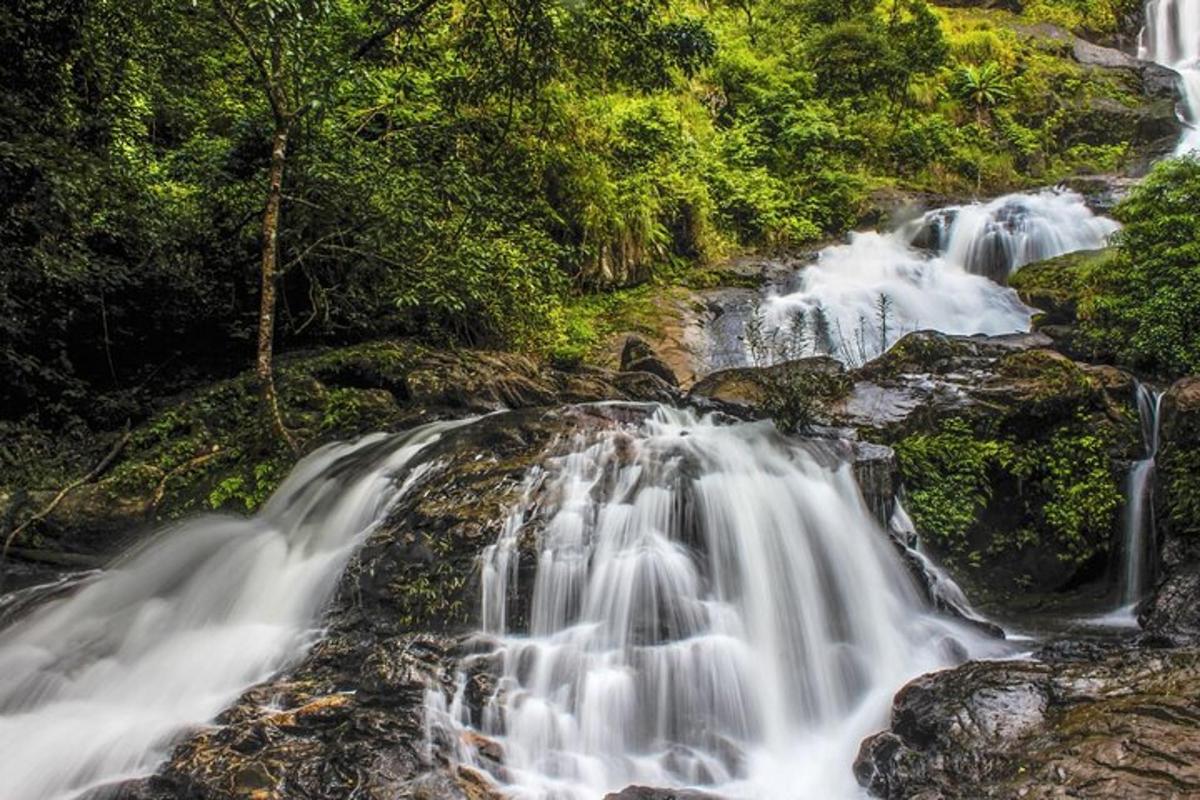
[258,120,296,450]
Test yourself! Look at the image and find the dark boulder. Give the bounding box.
[856,649,1200,798]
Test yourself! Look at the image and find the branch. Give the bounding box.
[3,430,132,562]
[354,0,442,60]
[212,0,288,120]
[146,446,225,513]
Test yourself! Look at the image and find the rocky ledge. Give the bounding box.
[855,647,1200,799]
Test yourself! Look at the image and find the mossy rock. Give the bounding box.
[841,333,1141,600]
[0,340,675,568]
[1011,248,1115,324]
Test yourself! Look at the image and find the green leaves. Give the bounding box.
[952,61,1011,114]
[1074,157,1200,378]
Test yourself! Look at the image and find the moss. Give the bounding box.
[893,400,1125,588]
[895,417,1012,552]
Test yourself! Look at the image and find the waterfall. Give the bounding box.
[720,189,1115,368]
[0,419,469,800]
[919,190,1121,283]
[1120,383,1163,606]
[429,405,1004,799]
[1141,0,1200,153]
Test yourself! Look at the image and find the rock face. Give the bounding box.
[856,649,1200,799]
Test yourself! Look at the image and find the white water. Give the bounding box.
[0,420,467,800]
[922,190,1121,283]
[430,405,1005,799]
[741,189,1115,366]
[1142,0,1200,153]
[1120,383,1163,606]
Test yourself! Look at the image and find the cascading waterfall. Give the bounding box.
[730,189,1115,368]
[1120,383,1164,607]
[429,405,1005,799]
[0,419,469,800]
[917,190,1121,283]
[1141,0,1200,153]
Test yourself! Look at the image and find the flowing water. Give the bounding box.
[915,190,1121,283]
[1120,383,1164,607]
[0,419,469,800]
[1142,0,1200,153]
[428,405,1005,799]
[705,189,1116,369]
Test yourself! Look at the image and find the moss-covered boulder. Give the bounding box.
[835,332,1141,601]
[1010,247,1118,360]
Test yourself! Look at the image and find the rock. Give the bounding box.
[1140,61,1182,101]
[1126,98,1185,176]
[604,788,726,800]
[856,649,1200,799]
[1073,38,1138,69]
[1062,96,1141,148]
[1059,175,1138,214]
[832,331,1141,601]
[852,441,900,527]
[620,336,680,386]
[688,356,849,416]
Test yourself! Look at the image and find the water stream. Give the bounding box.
[704,189,1117,369]
[0,420,469,800]
[1120,383,1164,608]
[428,405,1006,799]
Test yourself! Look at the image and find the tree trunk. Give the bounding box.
[257,120,296,450]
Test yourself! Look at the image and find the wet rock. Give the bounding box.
[621,336,680,386]
[688,356,849,417]
[604,787,727,800]
[1126,98,1185,176]
[831,331,1141,601]
[856,649,1200,799]
[852,442,900,527]
[1140,61,1183,101]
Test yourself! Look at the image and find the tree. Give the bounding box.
[952,61,1010,190]
[209,0,444,445]
[210,0,348,447]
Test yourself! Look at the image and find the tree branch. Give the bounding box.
[354,0,442,60]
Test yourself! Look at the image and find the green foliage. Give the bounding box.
[1070,158,1200,377]
[952,61,1011,115]
[895,418,1011,549]
[0,0,1151,428]
[895,412,1122,566]
[1022,423,1123,562]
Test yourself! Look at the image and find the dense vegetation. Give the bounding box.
[2,0,1147,432]
[1013,157,1200,379]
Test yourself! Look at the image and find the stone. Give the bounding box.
[604,787,727,800]
[620,336,680,386]
[856,650,1200,798]
[1073,38,1137,69]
